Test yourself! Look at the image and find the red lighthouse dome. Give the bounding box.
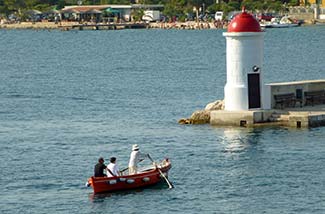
[227,7,261,32]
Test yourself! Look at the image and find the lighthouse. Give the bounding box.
[209,8,323,128]
[223,8,269,111]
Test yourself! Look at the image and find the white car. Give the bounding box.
[215,11,223,21]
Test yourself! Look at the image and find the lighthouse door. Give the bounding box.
[248,73,261,109]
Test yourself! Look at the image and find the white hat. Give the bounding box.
[132,144,139,151]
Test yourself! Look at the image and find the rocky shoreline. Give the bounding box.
[178,100,224,124]
[0,21,77,30]
[0,21,225,30]
[0,19,318,30]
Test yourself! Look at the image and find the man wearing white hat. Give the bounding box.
[128,144,148,175]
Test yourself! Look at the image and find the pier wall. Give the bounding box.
[210,110,273,127]
[210,108,325,128]
[288,113,325,127]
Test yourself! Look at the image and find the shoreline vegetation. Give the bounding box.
[0,19,318,30]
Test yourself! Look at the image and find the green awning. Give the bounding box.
[105,8,120,13]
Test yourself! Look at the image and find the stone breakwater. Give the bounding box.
[0,21,77,30]
[0,21,226,30]
[148,21,227,29]
[178,100,224,124]
[0,20,318,30]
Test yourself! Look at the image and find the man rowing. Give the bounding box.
[128,144,149,175]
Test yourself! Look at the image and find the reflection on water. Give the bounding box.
[88,181,168,203]
[89,193,113,202]
[218,128,262,153]
[88,189,145,202]
[1,28,325,214]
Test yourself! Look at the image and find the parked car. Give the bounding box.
[214,11,223,21]
[142,10,161,22]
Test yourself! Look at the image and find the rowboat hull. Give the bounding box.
[87,159,171,194]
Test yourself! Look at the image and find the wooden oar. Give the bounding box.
[147,154,174,189]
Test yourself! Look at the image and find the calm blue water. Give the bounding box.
[0,26,325,214]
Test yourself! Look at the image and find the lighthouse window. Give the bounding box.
[252,66,259,72]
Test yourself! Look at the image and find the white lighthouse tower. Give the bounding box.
[223,8,269,111]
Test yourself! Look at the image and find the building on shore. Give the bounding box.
[60,4,163,23]
[300,0,325,8]
[297,0,325,20]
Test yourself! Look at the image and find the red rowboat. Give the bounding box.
[87,159,172,194]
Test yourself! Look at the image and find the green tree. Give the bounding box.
[163,0,188,19]
[227,0,240,11]
[25,0,38,9]
[241,0,258,11]
[4,0,25,13]
[57,0,65,9]
[131,8,143,21]
[0,0,306,20]
[288,0,299,6]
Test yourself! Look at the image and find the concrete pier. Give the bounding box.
[210,79,325,128]
[210,110,272,127]
[210,104,325,128]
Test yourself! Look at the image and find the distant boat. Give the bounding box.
[260,16,300,28]
[315,21,325,25]
[86,159,172,194]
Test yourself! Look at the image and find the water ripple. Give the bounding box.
[0,28,325,214]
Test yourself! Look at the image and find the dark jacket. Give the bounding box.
[94,162,107,177]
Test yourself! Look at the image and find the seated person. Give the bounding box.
[106,157,120,177]
[94,157,107,177]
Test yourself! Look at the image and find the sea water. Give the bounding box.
[0,26,324,213]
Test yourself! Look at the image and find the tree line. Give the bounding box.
[0,0,300,18]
